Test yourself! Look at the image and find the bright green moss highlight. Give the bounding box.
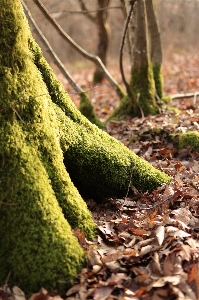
[167,107,181,114]
[79,92,104,128]
[0,124,86,292]
[179,131,199,151]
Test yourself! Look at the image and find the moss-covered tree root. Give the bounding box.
[29,39,170,199]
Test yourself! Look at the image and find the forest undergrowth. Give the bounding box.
[1,53,199,300]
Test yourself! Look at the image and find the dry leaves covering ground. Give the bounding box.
[1,53,199,300]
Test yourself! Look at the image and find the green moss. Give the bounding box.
[129,60,158,117]
[54,105,170,198]
[162,95,172,104]
[0,124,85,292]
[0,0,95,292]
[167,106,181,114]
[179,131,199,151]
[107,60,159,120]
[79,92,104,128]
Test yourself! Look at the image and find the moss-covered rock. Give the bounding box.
[179,131,199,151]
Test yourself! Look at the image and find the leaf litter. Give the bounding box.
[1,54,199,299]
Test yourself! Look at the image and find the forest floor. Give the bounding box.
[2,53,199,300]
[64,53,199,300]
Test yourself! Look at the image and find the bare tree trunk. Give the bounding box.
[93,0,109,83]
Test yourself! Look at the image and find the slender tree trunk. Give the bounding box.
[129,0,157,116]
[146,0,164,99]
[93,0,109,83]
[109,0,167,120]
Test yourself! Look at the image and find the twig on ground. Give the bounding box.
[171,91,199,103]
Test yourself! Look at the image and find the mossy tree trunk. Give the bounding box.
[0,0,170,294]
[110,0,166,119]
[129,0,158,116]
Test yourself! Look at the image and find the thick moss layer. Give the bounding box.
[179,131,199,151]
[79,92,104,128]
[0,124,85,292]
[0,0,95,292]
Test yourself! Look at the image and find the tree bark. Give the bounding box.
[146,0,164,99]
[0,0,170,293]
[93,0,109,83]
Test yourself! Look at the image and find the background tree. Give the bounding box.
[0,0,170,293]
[71,0,110,83]
[110,0,170,121]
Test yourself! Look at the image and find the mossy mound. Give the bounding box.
[179,131,199,151]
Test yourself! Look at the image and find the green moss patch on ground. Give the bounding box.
[179,131,199,151]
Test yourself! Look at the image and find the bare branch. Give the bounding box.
[77,0,96,22]
[69,3,121,15]
[33,0,125,99]
[119,0,137,97]
[120,0,132,60]
[22,0,83,94]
